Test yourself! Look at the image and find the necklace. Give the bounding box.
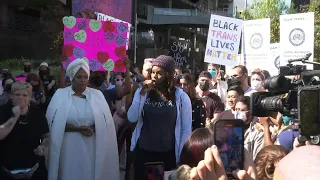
[19,107,30,125]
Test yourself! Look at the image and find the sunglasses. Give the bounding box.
[116,79,123,82]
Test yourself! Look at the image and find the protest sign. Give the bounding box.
[96,12,131,49]
[243,18,270,73]
[204,15,243,67]
[269,43,281,76]
[280,12,314,69]
[62,16,129,72]
[168,39,189,68]
[15,77,27,82]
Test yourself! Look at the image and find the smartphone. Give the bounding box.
[143,162,164,180]
[214,119,244,177]
[298,88,320,136]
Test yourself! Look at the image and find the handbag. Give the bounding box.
[2,163,39,179]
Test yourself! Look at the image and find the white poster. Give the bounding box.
[243,18,270,73]
[280,12,314,69]
[95,12,131,49]
[204,15,243,67]
[269,43,281,76]
[225,54,243,76]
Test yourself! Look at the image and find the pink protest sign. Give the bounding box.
[62,16,128,72]
[15,77,27,82]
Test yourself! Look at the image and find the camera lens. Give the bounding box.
[260,96,283,112]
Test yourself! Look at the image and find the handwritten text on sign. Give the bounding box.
[62,17,129,72]
[204,15,243,67]
[169,41,188,68]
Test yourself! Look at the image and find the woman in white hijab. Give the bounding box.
[46,58,119,180]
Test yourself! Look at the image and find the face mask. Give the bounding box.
[199,81,210,91]
[24,66,31,73]
[32,85,40,91]
[228,77,243,87]
[234,111,247,121]
[282,115,292,126]
[251,80,262,90]
[115,80,123,86]
[209,70,216,78]
[39,70,47,77]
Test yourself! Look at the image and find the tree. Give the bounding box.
[300,0,320,61]
[239,0,297,43]
[40,2,70,57]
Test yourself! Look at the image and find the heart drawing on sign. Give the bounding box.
[115,46,126,58]
[76,19,89,30]
[116,35,127,47]
[103,21,115,32]
[89,20,102,32]
[97,52,110,64]
[62,16,76,29]
[63,31,75,42]
[104,32,116,44]
[74,30,87,43]
[114,59,126,72]
[73,46,86,59]
[103,59,115,71]
[117,22,128,34]
[62,44,75,57]
[62,58,73,70]
[89,60,102,72]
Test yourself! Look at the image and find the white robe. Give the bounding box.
[46,86,120,180]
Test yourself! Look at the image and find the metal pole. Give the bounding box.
[133,0,138,64]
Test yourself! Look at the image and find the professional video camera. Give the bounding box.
[250,53,320,145]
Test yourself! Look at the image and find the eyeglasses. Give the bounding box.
[116,79,123,82]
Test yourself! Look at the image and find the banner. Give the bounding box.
[269,43,281,76]
[62,16,129,72]
[72,0,132,23]
[204,14,243,67]
[96,12,131,49]
[280,12,314,69]
[243,18,270,73]
[168,40,189,68]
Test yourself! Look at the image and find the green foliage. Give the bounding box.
[239,0,297,43]
[40,3,69,58]
[300,0,320,62]
[0,59,24,71]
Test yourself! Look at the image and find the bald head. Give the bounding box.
[274,145,320,180]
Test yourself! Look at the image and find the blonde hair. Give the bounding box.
[176,165,192,180]
[11,81,32,95]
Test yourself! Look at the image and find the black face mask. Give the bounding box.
[39,70,48,78]
[24,66,31,73]
[199,81,210,91]
[228,76,243,87]
[32,85,40,91]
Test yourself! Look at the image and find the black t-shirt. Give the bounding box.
[0,102,49,170]
[197,92,224,119]
[41,76,55,97]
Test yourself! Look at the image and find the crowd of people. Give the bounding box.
[0,53,319,180]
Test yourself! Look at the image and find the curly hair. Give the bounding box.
[254,145,289,180]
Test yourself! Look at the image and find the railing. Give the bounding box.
[153,7,233,17]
